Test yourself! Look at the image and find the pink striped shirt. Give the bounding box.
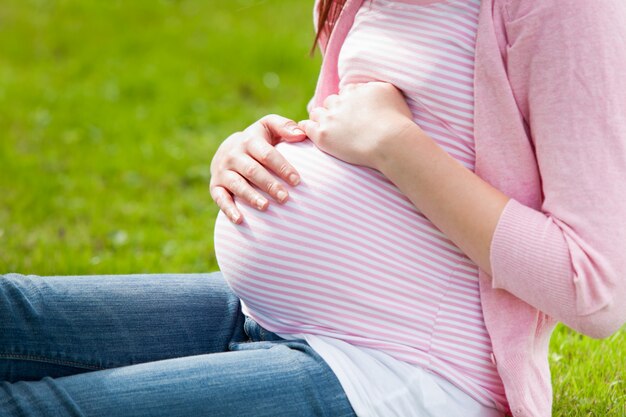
[214,0,507,412]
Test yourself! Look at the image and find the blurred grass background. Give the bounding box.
[0,0,319,273]
[0,0,623,415]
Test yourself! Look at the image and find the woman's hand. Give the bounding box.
[298,82,415,169]
[210,114,306,224]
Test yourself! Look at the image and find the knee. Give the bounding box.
[0,274,24,301]
[206,271,236,298]
[0,273,33,297]
[0,273,27,284]
[205,271,238,302]
[0,274,43,325]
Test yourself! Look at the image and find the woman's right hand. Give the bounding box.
[210,114,307,224]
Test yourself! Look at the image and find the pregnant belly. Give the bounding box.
[213,139,468,337]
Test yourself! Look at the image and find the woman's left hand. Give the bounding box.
[298,81,415,169]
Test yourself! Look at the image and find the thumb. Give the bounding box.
[297,119,314,137]
[282,124,307,143]
[297,119,320,146]
[279,120,307,143]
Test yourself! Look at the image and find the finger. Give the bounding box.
[298,119,321,144]
[210,185,242,224]
[308,106,328,123]
[322,94,340,109]
[245,139,301,186]
[255,114,307,144]
[234,154,291,203]
[221,170,269,211]
[297,120,307,132]
[338,83,359,95]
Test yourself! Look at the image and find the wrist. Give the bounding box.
[373,120,426,172]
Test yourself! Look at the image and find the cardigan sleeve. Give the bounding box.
[489,0,626,338]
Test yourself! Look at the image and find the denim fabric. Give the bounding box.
[0,272,356,417]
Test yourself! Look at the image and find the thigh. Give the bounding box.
[0,338,357,417]
[0,272,246,382]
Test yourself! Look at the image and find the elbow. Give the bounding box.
[572,301,626,339]
[568,256,626,339]
[576,319,623,340]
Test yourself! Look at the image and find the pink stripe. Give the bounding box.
[266,200,452,270]
[434,317,488,334]
[218,244,441,329]
[419,84,475,107]
[219,214,450,299]
[248,159,470,270]
[358,31,476,72]
[349,37,475,79]
[438,296,484,313]
[412,109,475,140]
[370,8,475,53]
[433,329,494,350]
[363,19,475,60]
[429,347,500,377]
[347,52,475,90]
[410,111,475,148]
[226,206,460,293]
[376,5,479,41]
[232,280,431,349]
[419,97,475,125]
[217,239,446,322]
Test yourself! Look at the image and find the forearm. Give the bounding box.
[374,124,510,276]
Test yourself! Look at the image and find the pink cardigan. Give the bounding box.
[307,0,626,416]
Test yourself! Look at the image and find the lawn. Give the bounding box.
[0,1,623,415]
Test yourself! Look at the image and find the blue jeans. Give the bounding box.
[0,272,357,417]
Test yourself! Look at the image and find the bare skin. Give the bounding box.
[209,114,306,224]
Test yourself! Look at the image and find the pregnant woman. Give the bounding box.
[2,0,626,416]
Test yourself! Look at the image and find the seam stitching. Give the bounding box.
[0,353,105,371]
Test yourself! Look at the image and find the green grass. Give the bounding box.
[0,0,319,273]
[0,1,623,415]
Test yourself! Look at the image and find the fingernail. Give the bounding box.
[230,211,240,223]
[277,190,287,202]
[289,174,300,185]
[256,198,267,209]
[291,127,305,135]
